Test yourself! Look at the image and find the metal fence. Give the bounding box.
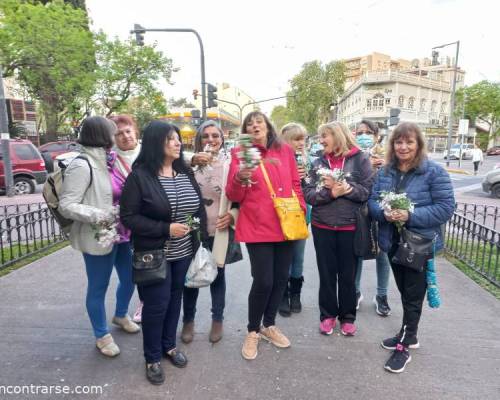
[454,202,500,231]
[0,203,65,270]
[445,212,500,288]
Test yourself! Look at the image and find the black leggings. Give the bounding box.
[246,241,295,332]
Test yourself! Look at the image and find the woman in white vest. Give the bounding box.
[181,121,241,344]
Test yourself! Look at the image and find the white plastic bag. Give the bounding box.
[185,246,218,288]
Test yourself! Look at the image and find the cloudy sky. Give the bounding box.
[86,0,499,113]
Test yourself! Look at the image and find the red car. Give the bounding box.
[39,141,81,159]
[486,146,500,156]
[0,139,47,194]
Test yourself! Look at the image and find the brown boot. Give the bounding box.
[181,321,194,344]
[209,321,223,343]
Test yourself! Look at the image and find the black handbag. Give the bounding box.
[132,249,169,286]
[224,227,243,265]
[354,203,378,260]
[391,227,433,272]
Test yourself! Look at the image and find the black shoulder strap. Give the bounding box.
[75,155,93,187]
[394,169,415,193]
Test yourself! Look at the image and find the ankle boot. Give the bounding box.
[278,284,291,317]
[289,276,304,313]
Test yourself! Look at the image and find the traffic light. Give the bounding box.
[388,108,401,127]
[207,83,218,108]
[191,109,201,128]
[133,24,145,46]
[192,89,199,100]
[431,50,439,66]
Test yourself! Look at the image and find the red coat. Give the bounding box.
[226,142,306,243]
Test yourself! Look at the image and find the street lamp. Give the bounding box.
[432,40,460,167]
[130,24,208,120]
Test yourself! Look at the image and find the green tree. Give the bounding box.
[168,97,195,109]
[94,33,173,116]
[270,105,291,132]
[121,90,168,133]
[0,0,96,140]
[287,60,346,133]
[456,81,500,146]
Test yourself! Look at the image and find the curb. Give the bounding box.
[446,168,472,175]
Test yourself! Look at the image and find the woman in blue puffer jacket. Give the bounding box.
[368,122,455,374]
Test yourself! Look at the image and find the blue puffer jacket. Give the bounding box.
[368,158,455,253]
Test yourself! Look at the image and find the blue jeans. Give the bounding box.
[183,267,226,322]
[355,251,390,297]
[289,239,306,278]
[82,242,135,339]
[141,256,191,363]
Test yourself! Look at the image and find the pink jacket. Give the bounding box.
[226,142,306,243]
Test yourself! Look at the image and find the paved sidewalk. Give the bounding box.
[0,240,499,400]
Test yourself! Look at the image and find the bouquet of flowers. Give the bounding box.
[94,205,120,248]
[236,134,261,187]
[378,191,415,231]
[315,167,350,192]
[186,214,201,241]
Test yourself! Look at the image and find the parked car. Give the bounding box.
[443,143,474,160]
[486,145,500,156]
[39,141,81,160]
[482,167,500,198]
[0,139,47,194]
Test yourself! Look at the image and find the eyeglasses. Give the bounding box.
[356,131,374,136]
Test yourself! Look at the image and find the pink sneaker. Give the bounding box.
[132,302,143,324]
[319,318,336,335]
[340,322,356,336]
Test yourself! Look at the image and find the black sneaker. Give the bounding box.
[146,362,165,385]
[374,295,391,317]
[381,335,420,350]
[384,345,411,373]
[356,292,363,310]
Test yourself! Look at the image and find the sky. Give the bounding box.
[86,0,500,114]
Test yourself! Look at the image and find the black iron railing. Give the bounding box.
[454,202,500,231]
[445,212,499,288]
[0,203,65,269]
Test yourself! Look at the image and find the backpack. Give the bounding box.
[42,155,93,236]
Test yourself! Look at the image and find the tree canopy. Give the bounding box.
[270,105,291,133]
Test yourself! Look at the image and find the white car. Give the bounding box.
[443,144,474,160]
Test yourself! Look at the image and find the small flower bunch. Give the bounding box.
[237,134,261,187]
[186,215,201,241]
[94,205,120,248]
[378,191,415,231]
[315,167,350,192]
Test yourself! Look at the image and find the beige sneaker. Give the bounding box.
[96,334,120,357]
[260,326,291,348]
[241,331,260,360]
[112,315,140,334]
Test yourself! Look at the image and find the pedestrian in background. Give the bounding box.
[471,143,483,175]
[108,115,144,324]
[278,122,311,317]
[59,116,139,358]
[353,119,392,317]
[226,111,306,360]
[302,121,373,337]
[368,122,454,373]
[181,121,240,344]
[120,121,208,385]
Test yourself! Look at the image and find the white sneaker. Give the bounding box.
[112,315,140,333]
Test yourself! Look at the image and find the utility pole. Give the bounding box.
[0,67,15,197]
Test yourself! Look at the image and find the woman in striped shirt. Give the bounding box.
[120,121,207,385]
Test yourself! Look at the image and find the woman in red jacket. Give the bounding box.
[226,111,306,360]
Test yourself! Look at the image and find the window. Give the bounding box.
[366,99,372,110]
[408,97,415,110]
[441,102,447,113]
[398,95,405,107]
[13,144,39,160]
[43,143,66,152]
[372,93,384,110]
[385,98,391,105]
[431,100,437,112]
[420,99,426,111]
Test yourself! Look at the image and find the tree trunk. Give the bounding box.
[44,109,60,142]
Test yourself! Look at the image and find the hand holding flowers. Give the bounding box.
[236,134,261,187]
[378,192,415,231]
[94,206,120,248]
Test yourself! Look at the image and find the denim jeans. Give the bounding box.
[82,242,135,339]
[183,267,226,322]
[289,239,306,278]
[354,251,390,297]
[141,256,191,363]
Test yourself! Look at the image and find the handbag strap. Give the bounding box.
[259,162,277,199]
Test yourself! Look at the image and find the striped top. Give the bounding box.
[158,173,200,261]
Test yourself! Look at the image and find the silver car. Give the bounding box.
[482,165,500,198]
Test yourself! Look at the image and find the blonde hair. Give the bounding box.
[280,122,307,144]
[317,121,357,156]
